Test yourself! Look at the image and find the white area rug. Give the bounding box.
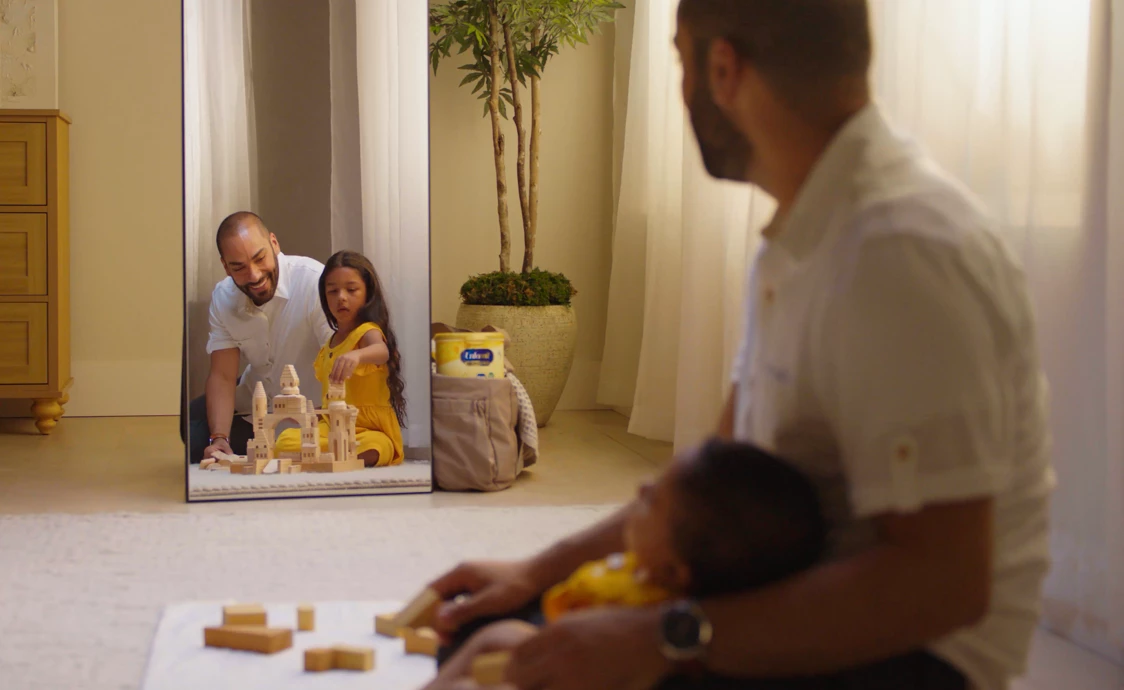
[144,601,434,689]
[187,461,433,500]
[0,506,616,690]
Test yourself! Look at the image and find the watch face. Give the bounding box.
[663,606,702,650]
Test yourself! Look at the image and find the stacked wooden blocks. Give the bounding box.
[374,587,441,657]
[201,602,377,674]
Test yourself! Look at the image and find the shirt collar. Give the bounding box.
[767,102,899,260]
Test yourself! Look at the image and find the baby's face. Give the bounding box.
[624,454,693,592]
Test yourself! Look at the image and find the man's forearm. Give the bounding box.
[528,505,631,590]
[205,374,237,438]
[699,543,987,677]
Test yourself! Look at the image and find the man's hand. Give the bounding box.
[428,560,544,637]
[203,437,233,460]
[421,620,538,690]
[329,351,363,384]
[506,607,671,690]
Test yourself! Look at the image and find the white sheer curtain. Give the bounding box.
[600,1,774,451]
[605,0,1122,661]
[182,0,256,399]
[332,0,432,451]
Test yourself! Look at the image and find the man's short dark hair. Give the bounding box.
[216,211,268,256]
[670,437,828,597]
[678,0,872,119]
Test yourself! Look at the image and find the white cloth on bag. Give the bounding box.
[732,104,1055,690]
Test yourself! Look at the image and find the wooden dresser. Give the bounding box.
[0,110,71,434]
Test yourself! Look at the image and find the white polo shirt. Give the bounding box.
[206,252,333,421]
[731,104,1055,690]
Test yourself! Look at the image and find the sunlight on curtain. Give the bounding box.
[350,0,432,450]
[182,0,256,399]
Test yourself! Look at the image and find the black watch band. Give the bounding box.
[658,599,713,665]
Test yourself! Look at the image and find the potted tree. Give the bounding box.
[430,0,622,427]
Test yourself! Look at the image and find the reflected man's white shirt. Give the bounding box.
[206,252,333,421]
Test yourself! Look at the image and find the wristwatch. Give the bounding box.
[658,599,713,671]
[209,432,229,446]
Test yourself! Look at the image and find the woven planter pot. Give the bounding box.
[456,304,577,427]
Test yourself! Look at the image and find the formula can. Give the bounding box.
[434,332,505,379]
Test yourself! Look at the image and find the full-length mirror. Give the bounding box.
[181,0,432,501]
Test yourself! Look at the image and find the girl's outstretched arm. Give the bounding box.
[329,328,390,383]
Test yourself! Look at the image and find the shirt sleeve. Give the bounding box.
[818,233,1015,518]
[205,290,238,354]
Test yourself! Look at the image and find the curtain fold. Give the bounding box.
[599,0,771,450]
[349,0,433,451]
[182,0,256,400]
[606,0,1120,661]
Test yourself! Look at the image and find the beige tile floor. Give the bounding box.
[0,410,1120,688]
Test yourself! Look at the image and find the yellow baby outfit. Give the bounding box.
[274,322,404,467]
[541,552,672,622]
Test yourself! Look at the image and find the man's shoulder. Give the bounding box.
[282,253,327,276]
[211,276,242,309]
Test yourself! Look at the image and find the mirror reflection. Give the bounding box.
[181,0,432,501]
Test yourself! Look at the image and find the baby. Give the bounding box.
[435,437,827,669]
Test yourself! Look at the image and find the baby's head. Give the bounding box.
[625,437,827,598]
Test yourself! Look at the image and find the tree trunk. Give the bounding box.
[524,27,542,274]
[502,18,530,274]
[488,5,511,273]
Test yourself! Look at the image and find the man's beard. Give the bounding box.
[236,252,280,307]
[689,86,753,182]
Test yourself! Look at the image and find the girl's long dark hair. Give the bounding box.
[319,251,407,427]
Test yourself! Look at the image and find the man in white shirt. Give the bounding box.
[182,211,332,462]
[420,1,1055,689]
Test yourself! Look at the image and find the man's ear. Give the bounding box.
[269,232,281,254]
[707,38,742,109]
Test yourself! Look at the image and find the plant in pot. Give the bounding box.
[430,0,622,427]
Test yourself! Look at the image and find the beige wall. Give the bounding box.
[428,28,617,411]
[45,0,183,417]
[249,0,333,261]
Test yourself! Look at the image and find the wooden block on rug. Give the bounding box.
[375,612,400,638]
[203,625,292,654]
[222,604,266,626]
[473,651,512,686]
[403,627,439,657]
[392,587,440,630]
[297,604,315,631]
[333,644,376,671]
[304,648,335,672]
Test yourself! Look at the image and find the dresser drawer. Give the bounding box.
[0,123,47,205]
[0,214,47,295]
[0,302,48,384]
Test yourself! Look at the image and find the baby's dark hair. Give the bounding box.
[319,250,407,427]
[669,437,827,597]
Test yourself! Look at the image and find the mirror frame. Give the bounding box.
[179,0,436,502]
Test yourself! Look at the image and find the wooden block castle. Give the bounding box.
[226,365,362,475]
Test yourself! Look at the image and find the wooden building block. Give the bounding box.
[374,612,400,638]
[203,625,293,654]
[403,627,439,657]
[223,604,267,626]
[297,604,315,631]
[473,651,512,686]
[393,587,441,630]
[304,648,334,672]
[332,644,376,671]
